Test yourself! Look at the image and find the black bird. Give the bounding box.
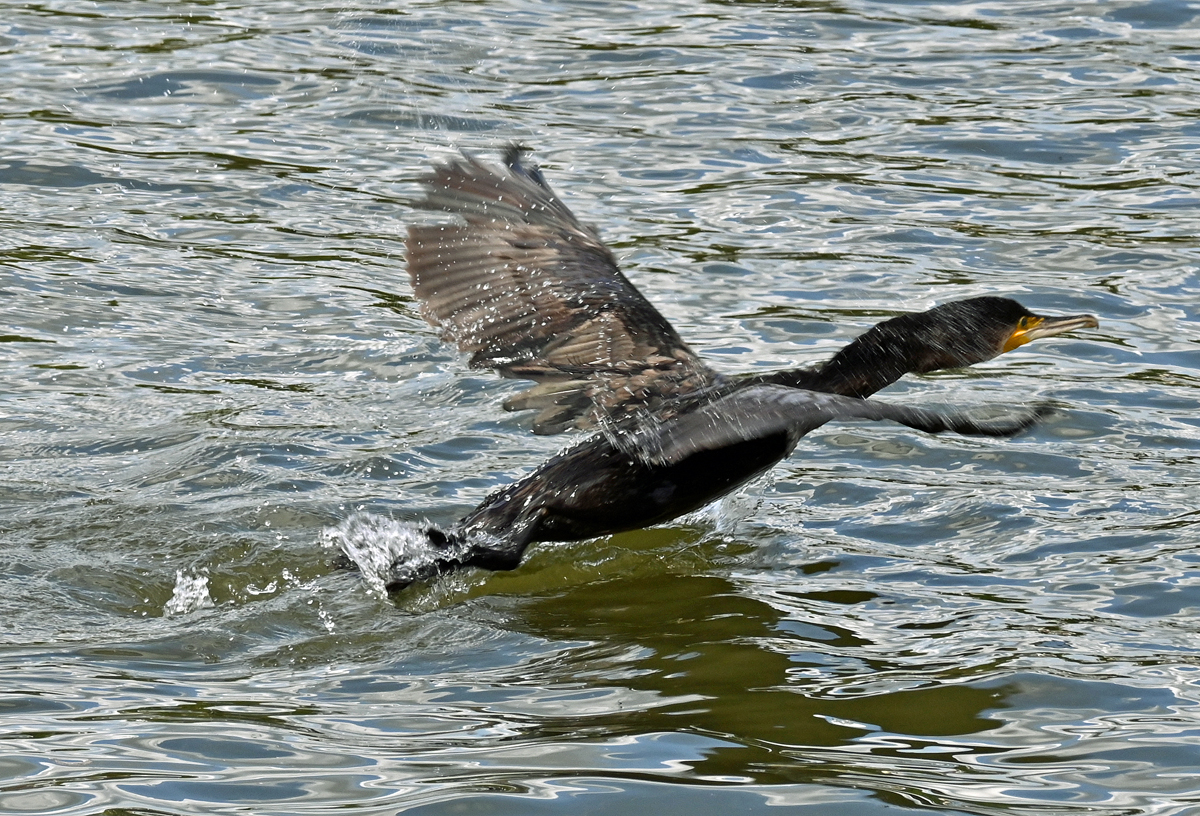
[377,147,1098,589]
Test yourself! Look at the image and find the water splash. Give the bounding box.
[708,482,766,535]
[321,513,461,596]
[163,569,214,617]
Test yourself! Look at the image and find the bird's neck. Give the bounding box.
[760,352,909,399]
[760,314,933,398]
[809,327,921,397]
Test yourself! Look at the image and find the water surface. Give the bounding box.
[3,1,1199,814]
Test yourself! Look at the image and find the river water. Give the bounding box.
[3,1,1199,814]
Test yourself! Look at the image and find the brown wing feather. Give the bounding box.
[407,148,718,433]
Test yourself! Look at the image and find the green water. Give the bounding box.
[2,1,1199,814]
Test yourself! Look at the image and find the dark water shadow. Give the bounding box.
[505,571,1015,785]
[91,70,280,100]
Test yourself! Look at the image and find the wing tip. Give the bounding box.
[502,144,552,190]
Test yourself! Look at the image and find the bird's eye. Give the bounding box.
[1018,316,1032,330]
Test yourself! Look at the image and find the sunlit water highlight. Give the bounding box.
[2,1,1199,815]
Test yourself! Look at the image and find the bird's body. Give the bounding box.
[375,147,1098,590]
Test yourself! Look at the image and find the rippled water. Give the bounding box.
[3,1,1199,814]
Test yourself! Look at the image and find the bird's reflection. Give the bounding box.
[506,563,1013,784]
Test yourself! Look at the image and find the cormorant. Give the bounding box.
[376,147,1097,590]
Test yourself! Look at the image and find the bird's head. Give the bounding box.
[898,296,1099,372]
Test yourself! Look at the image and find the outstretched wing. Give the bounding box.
[614,384,1050,466]
[407,147,718,434]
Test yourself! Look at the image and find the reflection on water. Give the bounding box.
[2,0,1199,814]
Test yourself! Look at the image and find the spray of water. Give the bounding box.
[163,568,215,616]
[320,513,463,596]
